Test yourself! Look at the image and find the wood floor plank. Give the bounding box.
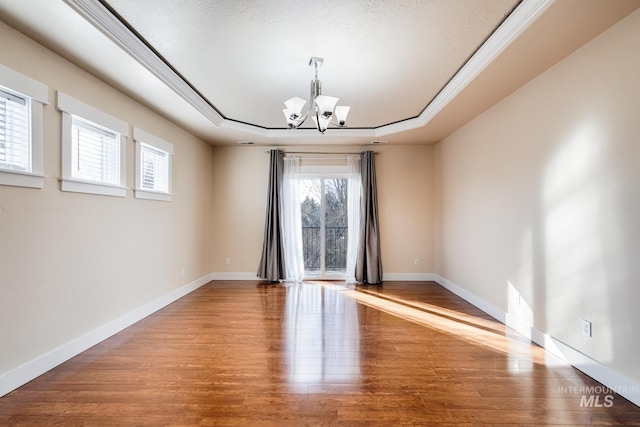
[1,280,639,425]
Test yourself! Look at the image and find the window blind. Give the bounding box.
[0,88,30,172]
[71,116,120,185]
[140,142,169,193]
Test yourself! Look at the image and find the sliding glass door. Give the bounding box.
[299,177,348,279]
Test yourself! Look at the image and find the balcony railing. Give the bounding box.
[302,226,347,271]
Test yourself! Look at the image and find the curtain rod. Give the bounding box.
[264,151,379,155]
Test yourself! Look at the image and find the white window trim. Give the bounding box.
[133,127,173,202]
[0,64,48,189]
[57,91,128,197]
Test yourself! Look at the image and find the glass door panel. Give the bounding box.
[299,177,348,278]
[323,178,348,276]
[300,178,321,276]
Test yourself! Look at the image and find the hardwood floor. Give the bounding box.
[1,280,639,426]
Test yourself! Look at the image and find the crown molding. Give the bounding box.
[375,0,555,137]
[63,0,225,126]
[64,0,554,139]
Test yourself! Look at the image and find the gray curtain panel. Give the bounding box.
[257,150,286,281]
[356,151,383,284]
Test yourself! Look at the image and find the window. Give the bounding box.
[0,64,48,189]
[57,92,128,197]
[133,128,173,201]
[71,116,121,185]
[140,143,168,192]
[0,88,30,172]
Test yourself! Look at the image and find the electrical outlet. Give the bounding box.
[181,268,185,277]
[582,319,592,337]
[414,258,419,266]
[225,258,231,265]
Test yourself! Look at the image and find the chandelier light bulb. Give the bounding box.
[314,95,339,119]
[334,106,350,127]
[312,115,331,134]
[284,97,306,120]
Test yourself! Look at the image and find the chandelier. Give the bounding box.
[283,57,350,133]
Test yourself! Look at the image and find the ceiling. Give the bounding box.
[0,0,638,146]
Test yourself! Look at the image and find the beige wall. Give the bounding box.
[210,145,270,274]
[211,144,435,277]
[376,145,434,275]
[435,9,640,383]
[0,22,214,376]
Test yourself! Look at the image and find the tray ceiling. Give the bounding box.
[0,0,638,145]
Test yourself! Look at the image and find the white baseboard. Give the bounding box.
[211,272,262,280]
[212,273,440,281]
[0,273,214,398]
[382,272,438,281]
[212,272,438,282]
[433,274,640,407]
[434,274,505,323]
[212,272,440,282]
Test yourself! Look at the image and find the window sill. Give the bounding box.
[60,178,127,197]
[134,188,172,202]
[0,169,45,189]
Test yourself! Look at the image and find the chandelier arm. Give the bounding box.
[315,108,326,134]
[286,102,310,129]
[292,97,313,128]
[300,76,317,127]
[295,112,309,128]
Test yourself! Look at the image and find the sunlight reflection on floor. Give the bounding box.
[309,281,565,369]
[283,282,361,390]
